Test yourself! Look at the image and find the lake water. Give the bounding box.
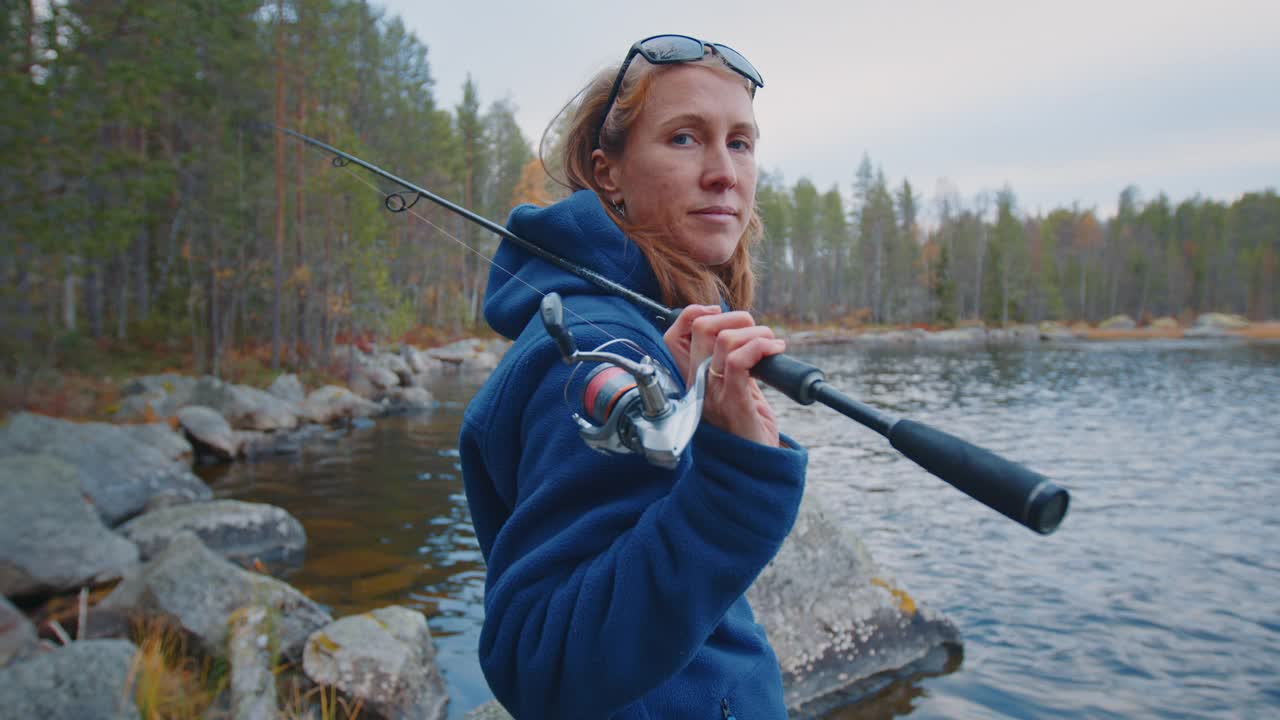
[203,339,1280,719]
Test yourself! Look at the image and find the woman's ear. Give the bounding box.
[591,148,624,204]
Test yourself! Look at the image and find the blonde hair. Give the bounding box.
[548,56,761,310]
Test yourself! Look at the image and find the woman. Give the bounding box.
[460,35,806,718]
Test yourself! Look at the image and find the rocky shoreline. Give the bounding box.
[27,315,1263,716]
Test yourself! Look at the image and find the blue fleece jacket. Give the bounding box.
[460,190,807,719]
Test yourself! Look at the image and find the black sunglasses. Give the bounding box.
[594,34,764,149]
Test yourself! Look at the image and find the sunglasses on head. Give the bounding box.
[594,34,764,149]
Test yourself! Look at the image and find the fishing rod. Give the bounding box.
[274,125,1070,535]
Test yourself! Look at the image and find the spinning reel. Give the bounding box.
[539,293,710,469]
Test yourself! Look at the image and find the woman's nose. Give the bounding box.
[701,145,737,190]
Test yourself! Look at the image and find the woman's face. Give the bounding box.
[594,64,758,266]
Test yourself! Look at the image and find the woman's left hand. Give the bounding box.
[663,305,786,447]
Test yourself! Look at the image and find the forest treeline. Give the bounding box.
[4,2,1277,378]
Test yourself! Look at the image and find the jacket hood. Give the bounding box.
[483,190,661,340]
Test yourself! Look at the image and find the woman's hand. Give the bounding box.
[663,305,786,447]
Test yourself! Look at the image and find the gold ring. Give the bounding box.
[708,366,725,379]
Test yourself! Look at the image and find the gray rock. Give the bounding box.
[1038,321,1079,341]
[0,639,140,719]
[121,422,196,466]
[113,389,170,423]
[0,454,140,597]
[1,595,38,667]
[352,360,400,395]
[1184,325,1235,338]
[121,373,198,400]
[1194,312,1249,330]
[301,386,381,425]
[384,386,434,412]
[426,339,500,372]
[1099,314,1136,330]
[377,353,414,385]
[0,412,211,526]
[1186,313,1249,337]
[303,606,447,720]
[401,345,444,376]
[746,491,961,713]
[465,701,514,720]
[118,499,306,565]
[177,405,238,460]
[267,374,306,404]
[482,338,513,356]
[190,376,300,432]
[234,424,327,460]
[99,532,328,661]
[229,605,278,720]
[115,374,198,421]
[470,351,500,372]
[989,324,1040,343]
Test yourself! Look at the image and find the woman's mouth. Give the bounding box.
[691,206,738,219]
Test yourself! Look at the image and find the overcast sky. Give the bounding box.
[376,0,1278,221]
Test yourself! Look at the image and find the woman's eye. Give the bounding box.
[671,133,694,146]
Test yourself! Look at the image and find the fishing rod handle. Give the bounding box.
[886,419,1070,534]
[750,354,826,405]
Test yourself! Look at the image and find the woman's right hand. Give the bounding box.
[663,305,786,447]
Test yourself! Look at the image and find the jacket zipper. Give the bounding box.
[721,698,737,720]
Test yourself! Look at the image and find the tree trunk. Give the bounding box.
[292,8,307,366]
[115,250,129,341]
[271,0,286,370]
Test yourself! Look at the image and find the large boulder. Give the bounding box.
[300,386,381,425]
[0,413,211,526]
[0,595,38,667]
[0,639,140,719]
[118,499,306,565]
[0,454,140,597]
[98,532,330,661]
[267,374,306,404]
[177,405,239,460]
[746,491,961,714]
[190,376,300,432]
[303,606,448,720]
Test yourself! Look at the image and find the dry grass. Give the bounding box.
[122,616,366,720]
[126,618,228,720]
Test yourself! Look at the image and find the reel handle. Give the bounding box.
[540,293,578,362]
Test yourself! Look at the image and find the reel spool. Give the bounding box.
[540,293,710,469]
